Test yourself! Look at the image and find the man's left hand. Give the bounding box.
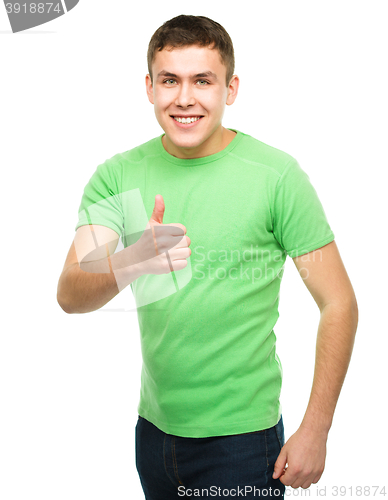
[272,424,327,489]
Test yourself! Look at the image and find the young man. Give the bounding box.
[57,15,358,500]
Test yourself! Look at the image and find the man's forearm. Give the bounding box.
[57,249,144,314]
[300,300,358,435]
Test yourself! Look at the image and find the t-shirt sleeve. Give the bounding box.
[74,159,124,237]
[272,158,335,258]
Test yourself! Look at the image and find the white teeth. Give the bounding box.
[173,116,201,124]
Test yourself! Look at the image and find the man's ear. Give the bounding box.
[226,75,239,106]
[145,74,154,104]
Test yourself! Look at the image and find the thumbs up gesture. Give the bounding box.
[132,194,191,275]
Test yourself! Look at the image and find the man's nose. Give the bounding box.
[174,82,196,107]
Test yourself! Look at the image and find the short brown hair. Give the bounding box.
[147,15,235,87]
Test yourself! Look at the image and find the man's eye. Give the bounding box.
[162,79,210,85]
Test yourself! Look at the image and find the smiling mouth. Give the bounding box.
[171,116,204,125]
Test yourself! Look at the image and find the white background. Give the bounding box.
[1,1,387,499]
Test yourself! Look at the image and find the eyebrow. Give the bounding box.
[157,70,218,81]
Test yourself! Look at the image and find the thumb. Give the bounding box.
[272,447,287,479]
[150,194,165,225]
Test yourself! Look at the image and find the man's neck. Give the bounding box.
[162,126,236,159]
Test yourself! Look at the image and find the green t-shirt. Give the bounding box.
[75,129,335,437]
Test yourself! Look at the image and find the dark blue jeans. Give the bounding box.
[135,415,286,499]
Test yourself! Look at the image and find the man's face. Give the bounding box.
[145,44,238,158]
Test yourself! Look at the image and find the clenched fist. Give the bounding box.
[78,194,191,275]
[133,194,191,275]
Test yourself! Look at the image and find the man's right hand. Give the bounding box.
[131,194,191,275]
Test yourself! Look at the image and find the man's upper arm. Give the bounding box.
[60,224,120,274]
[292,240,357,311]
